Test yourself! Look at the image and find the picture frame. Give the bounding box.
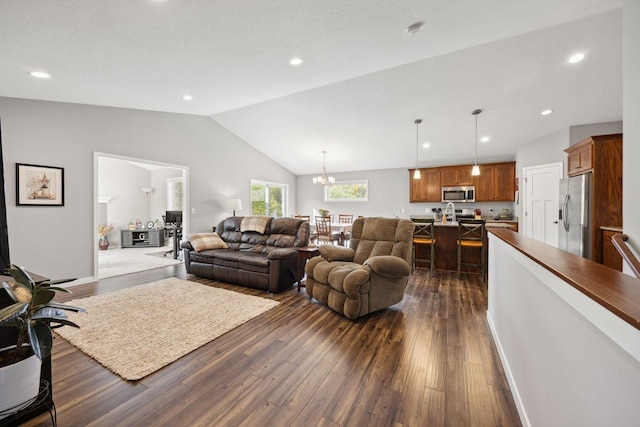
[16,163,65,206]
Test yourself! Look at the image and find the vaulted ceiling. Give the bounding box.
[0,1,623,174]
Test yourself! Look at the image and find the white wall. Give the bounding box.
[149,167,183,222]
[297,168,513,221]
[99,157,152,246]
[0,97,296,280]
[623,0,640,270]
[514,122,623,230]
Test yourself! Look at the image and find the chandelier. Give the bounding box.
[313,150,335,187]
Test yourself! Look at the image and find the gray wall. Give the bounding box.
[296,167,513,221]
[623,0,640,265]
[0,97,296,280]
[513,121,623,225]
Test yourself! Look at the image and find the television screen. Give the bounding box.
[0,117,10,272]
[165,210,182,225]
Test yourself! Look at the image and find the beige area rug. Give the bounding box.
[56,278,280,380]
[98,245,182,279]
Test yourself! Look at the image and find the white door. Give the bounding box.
[523,163,562,246]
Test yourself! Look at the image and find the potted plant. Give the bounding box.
[317,209,330,218]
[0,265,85,419]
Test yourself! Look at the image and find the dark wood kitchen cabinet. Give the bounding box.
[409,168,441,202]
[441,165,474,186]
[410,161,515,203]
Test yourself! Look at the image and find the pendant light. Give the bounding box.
[471,109,481,176]
[313,150,335,187]
[413,119,422,179]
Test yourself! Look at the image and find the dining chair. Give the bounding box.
[338,214,353,245]
[315,216,341,245]
[295,215,315,243]
[457,219,486,282]
[338,214,353,223]
[412,218,436,276]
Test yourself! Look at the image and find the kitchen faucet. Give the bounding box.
[445,202,456,223]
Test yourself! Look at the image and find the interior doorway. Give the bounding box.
[93,152,189,280]
[522,162,563,246]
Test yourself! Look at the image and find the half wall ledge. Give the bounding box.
[487,228,640,427]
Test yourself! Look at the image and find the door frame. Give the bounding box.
[93,152,190,281]
[521,162,563,240]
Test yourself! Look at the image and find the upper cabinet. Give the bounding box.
[410,161,515,203]
[441,166,474,187]
[566,141,594,176]
[409,168,441,203]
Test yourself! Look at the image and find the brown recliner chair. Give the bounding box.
[305,217,415,319]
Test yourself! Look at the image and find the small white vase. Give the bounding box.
[0,347,42,420]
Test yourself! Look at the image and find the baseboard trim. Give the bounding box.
[486,311,530,427]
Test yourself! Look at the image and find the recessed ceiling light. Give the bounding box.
[289,58,303,66]
[541,109,554,116]
[422,142,430,148]
[183,95,193,101]
[480,136,490,143]
[569,53,585,64]
[29,71,50,79]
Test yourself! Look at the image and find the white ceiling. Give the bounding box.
[0,1,623,175]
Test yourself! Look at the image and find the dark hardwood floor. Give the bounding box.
[23,265,521,427]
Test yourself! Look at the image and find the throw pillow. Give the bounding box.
[240,216,271,234]
[189,233,228,252]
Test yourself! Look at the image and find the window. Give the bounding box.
[167,177,183,210]
[250,179,288,217]
[323,180,368,202]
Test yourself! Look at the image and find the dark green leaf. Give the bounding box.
[27,321,53,360]
[8,265,35,289]
[47,301,87,313]
[33,288,55,306]
[2,280,32,303]
[41,278,76,287]
[0,302,28,324]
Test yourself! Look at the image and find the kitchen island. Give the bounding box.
[414,220,516,274]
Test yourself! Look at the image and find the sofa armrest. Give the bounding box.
[181,240,194,250]
[267,248,296,260]
[319,245,355,262]
[363,256,411,278]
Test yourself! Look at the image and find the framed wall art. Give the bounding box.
[16,163,65,206]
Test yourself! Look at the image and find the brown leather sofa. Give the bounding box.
[181,216,310,293]
[305,217,415,319]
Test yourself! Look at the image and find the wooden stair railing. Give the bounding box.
[612,234,640,278]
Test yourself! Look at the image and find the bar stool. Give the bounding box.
[412,218,436,275]
[457,219,486,281]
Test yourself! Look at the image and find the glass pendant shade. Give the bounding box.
[471,109,481,176]
[413,119,422,180]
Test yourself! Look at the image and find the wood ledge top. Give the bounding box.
[488,228,640,330]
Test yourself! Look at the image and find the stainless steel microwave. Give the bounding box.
[442,186,475,203]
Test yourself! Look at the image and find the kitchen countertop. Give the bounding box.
[434,221,515,229]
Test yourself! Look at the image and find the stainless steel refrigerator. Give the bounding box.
[558,173,592,259]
